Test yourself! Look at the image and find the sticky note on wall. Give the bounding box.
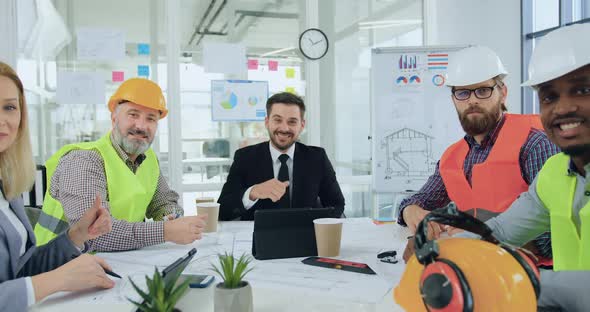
[285,86,296,94]
[268,60,278,71]
[248,59,259,70]
[138,65,150,77]
[112,71,124,82]
[285,68,295,79]
[138,43,150,55]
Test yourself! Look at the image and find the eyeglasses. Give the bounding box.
[452,84,498,100]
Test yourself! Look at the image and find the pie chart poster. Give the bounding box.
[211,80,269,121]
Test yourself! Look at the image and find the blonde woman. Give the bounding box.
[0,61,115,312]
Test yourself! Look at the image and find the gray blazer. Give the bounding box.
[0,194,80,312]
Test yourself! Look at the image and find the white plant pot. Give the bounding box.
[214,281,253,312]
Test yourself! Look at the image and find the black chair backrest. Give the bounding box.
[26,165,47,208]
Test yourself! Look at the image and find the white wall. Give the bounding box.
[425,0,522,113]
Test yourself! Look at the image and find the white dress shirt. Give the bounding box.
[0,192,36,306]
[242,142,295,209]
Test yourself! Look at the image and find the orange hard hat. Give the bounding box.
[108,78,167,119]
[394,204,539,312]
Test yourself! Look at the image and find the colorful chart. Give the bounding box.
[220,92,238,109]
[248,96,258,107]
[211,80,269,121]
[432,74,445,86]
[409,75,421,83]
[427,53,449,70]
[396,76,408,84]
[398,55,418,70]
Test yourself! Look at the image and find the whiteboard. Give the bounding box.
[371,46,467,192]
[211,80,269,121]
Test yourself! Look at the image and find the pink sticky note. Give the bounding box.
[248,59,259,70]
[112,71,124,82]
[268,60,278,71]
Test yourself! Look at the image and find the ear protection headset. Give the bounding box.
[414,204,541,312]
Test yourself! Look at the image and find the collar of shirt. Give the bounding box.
[566,157,590,179]
[269,141,295,164]
[110,132,147,168]
[464,113,506,149]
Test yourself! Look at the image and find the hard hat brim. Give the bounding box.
[522,62,589,87]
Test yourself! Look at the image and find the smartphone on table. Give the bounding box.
[181,274,215,288]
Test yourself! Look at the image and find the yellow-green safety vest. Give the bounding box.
[537,152,590,270]
[34,133,159,246]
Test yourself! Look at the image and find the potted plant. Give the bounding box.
[211,252,254,312]
[128,268,190,312]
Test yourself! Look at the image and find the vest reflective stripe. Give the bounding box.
[34,133,159,246]
[536,153,590,270]
[440,114,542,221]
[37,210,69,234]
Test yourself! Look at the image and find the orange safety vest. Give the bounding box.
[440,114,543,221]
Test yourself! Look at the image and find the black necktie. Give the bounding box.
[277,154,290,208]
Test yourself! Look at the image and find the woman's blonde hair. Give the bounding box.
[0,62,35,200]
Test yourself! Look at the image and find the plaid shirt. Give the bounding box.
[49,134,183,252]
[398,114,560,226]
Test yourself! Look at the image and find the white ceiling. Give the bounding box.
[62,0,300,58]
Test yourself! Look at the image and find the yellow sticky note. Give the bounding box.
[285,87,296,94]
[285,68,295,79]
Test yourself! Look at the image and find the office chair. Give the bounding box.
[23,165,47,226]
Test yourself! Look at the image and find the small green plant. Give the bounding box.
[128,268,190,312]
[211,252,254,289]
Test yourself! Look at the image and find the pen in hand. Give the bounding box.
[70,254,122,279]
[104,269,122,279]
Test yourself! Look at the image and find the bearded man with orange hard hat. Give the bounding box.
[34,78,208,251]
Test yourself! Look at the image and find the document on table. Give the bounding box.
[38,262,152,306]
[246,259,393,304]
[36,218,402,306]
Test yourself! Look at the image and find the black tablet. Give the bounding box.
[162,248,197,284]
[135,248,196,311]
[252,207,340,260]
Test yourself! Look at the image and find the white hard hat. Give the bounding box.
[522,23,590,87]
[445,46,508,87]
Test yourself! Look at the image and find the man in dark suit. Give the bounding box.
[218,92,345,220]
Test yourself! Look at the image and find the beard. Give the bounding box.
[458,102,502,136]
[269,130,297,151]
[562,144,590,157]
[112,122,153,156]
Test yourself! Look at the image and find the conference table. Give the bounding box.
[31,218,411,312]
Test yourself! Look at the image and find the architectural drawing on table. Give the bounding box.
[380,128,436,179]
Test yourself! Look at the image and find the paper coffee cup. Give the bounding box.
[196,202,220,233]
[195,197,215,204]
[313,218,343,257]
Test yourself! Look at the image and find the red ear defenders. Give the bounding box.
[414,204,541,312]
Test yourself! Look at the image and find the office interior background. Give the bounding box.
[1,0,588,217]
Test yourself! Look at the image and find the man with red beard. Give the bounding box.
[218,92,345,221]
[398,46,559,260]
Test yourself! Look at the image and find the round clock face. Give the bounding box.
[299,28,329,60]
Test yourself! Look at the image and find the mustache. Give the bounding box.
[127,128,149,137]
[551,112,584,123]
[274,130,294,136]
[464,107,485,115]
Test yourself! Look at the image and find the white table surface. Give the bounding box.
[30,218,411,312]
